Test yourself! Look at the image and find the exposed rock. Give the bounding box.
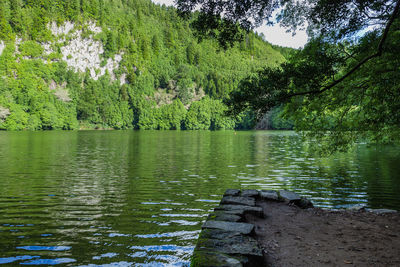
[48,80,71,102]
[198,235,262,257]
[153,88,176,107]
[279,190,301,202]
[42,42,53,56]
[202,221,255,235]
[191,86,205,102]
[13,38,24,58]
[49,21,75,36]
[0,106,11,121]
[60,30,123,81]
[221,196,256,207]
[191,189,321,266]
[119,73,128,86]
[241,189,259,198]
[348,204,367,211]
[209,212,242,222]
[200,228,244,240]
[15,38,22,46]
[259,190,279,201]
[199,229,263,261]
[215,204,264,217]
[192,190,266,266]
[297,197,314,209]
[368,209,397,214]
[49,80,57,91]
[42,21,127,83]
[0,41,5,57]
[54,89,72,102]
[224,189,241,197]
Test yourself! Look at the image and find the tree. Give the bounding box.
[177,0,400,151]
[0,1,13,40]
[151,34,160,55]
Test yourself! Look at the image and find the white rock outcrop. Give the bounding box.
[120,73,128,86]
[10,21,128,85]
[0,106,11,122]
[49,80,72,102]
[0,41,5,56]
[49,21,75,36]
[42,42,53,56]
[15,38,22,54]
[46,21,126,82]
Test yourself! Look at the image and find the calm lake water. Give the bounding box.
[1,130,400,266]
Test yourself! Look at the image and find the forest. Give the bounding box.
[0,0,292,131]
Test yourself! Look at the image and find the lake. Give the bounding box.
[1,130,400,266]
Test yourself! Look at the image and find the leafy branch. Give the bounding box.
[284,0,400,99]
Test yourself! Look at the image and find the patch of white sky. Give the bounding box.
[151,0,308,48]
[255,10,308,49]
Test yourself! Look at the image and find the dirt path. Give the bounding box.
[247,201,400,267]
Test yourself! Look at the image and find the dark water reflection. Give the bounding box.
[0,131,399,265]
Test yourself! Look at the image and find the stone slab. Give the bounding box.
[368,208,397,214]
[209,212,242,222]
[348,204,367,211]
[200,228,243,240]
[259,190,279,201]
[198,235,263,257]
[202,220,255,235]
[191,189,318,266]
[241,189,259,198]
[221,196,256,206]
[279,190,301,202]
[215,204,264,217]
[224,189,241,197]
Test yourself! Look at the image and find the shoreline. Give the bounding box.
[191,189,400,266]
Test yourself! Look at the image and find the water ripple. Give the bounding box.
[20,258,76,265]
[1,131,400,265]
[17,246,71,251]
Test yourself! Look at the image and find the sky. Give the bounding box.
[151,0,308,48]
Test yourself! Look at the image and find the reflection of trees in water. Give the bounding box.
[228,132,400,210]
[1,131,400,264]
[279,146,368,208]
[124,131,251,263]
[280,143,400,210]
[126,131,246,199]
[2,131,399,212]
[0,131,133,262]
[356,146,400,210]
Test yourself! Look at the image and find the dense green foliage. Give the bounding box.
[0,0,287,131]
[178,0,400,150]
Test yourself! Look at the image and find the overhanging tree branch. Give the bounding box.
[284,0,400,100]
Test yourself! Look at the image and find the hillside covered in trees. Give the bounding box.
[0,0,290,131]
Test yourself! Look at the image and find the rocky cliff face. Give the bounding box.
[45,21,127,84]
[0,21,127,85]
[0,21,129,105]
